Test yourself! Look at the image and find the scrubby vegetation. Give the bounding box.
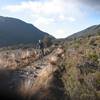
[62,34,100,100]
[0,32,99,100]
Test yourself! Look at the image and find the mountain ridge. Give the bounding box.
[0,16,55,47]
[66,24,100,40]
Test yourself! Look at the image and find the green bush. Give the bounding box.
[97,32,100,36]
[87,52,98,62]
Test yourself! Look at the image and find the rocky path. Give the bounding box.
[9,55,49,90]
[0,46,68,100]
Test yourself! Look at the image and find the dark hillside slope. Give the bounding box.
[0,16,54,46]
[66,24,100,40]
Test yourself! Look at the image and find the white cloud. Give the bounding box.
[54,29,67,38]
[34,17,54,27]
[59,15,76,22]
[2,0,66,14]
[59,15,66,21]
[67,17,76,22]
[2,0,84,19]
[1,0,87,38]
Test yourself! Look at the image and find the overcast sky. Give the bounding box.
[0,0,100,38]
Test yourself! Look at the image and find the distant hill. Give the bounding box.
[0,16,55,47]
[66,24,100,40]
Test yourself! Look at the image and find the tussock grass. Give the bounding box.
[63,35,100,100]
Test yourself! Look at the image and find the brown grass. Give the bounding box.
[0,49,37,70]
[63,35,100,100]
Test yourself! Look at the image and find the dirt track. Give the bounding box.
[0,47,69,100]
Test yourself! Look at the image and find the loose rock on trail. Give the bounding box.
[0,46,68,100]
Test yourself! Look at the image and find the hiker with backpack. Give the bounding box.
[38,40,45,57]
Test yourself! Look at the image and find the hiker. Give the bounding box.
[38,40,45,56]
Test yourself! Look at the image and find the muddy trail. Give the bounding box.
[0,46,69,100]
